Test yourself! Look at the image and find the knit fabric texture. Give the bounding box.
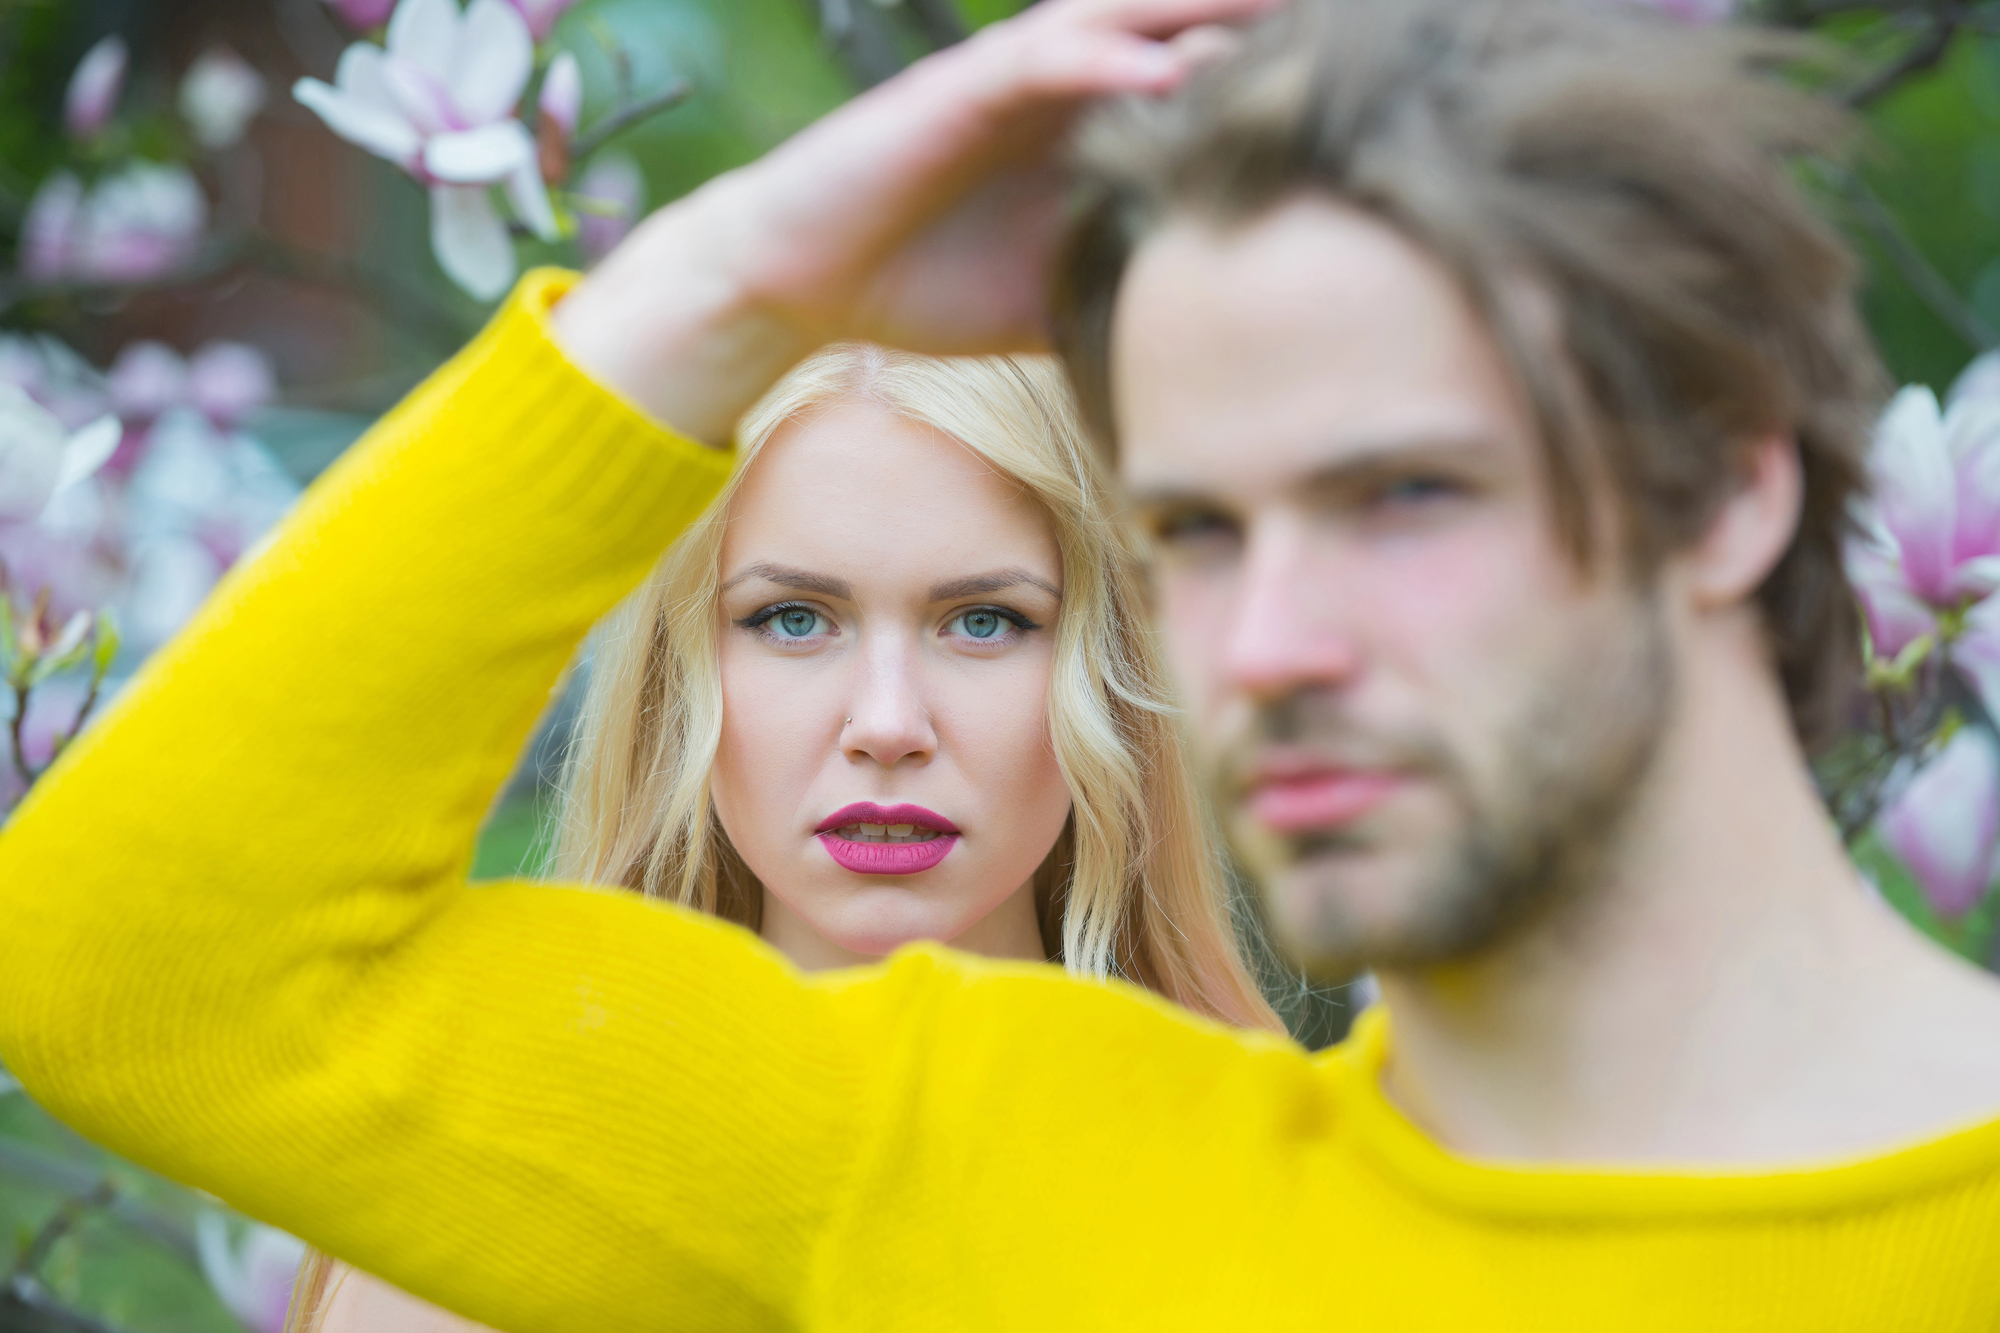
[3,271,2000,1332]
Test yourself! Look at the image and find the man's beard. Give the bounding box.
[1218,594,1676,981]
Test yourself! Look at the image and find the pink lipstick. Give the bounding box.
[816,802,959,876]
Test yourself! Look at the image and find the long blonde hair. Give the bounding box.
[286,346,1280,1333]
[554,345,1279,1029]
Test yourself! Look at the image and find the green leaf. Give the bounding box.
[90,610,119,682]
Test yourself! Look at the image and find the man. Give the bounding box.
[6,1,2000,1329]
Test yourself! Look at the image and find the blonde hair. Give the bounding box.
[554,345,1280,1029]
[287,346,1279,1333]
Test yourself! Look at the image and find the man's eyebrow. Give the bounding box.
[1125,435,1504,509]
[718,562,853,599]
[928,568,1062,602]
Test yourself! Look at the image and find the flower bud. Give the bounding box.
[180,48,268,150]
[64,35,128,139]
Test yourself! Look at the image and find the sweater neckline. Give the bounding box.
[1333,1006,2000,1220]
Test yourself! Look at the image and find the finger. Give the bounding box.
[1062,0,1285,39]
[1167,22,1245,68]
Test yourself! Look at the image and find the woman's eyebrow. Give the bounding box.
[719,562,853,599]
[928,568,1061,602]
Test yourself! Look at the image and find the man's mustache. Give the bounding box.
[1212,693,1454,801]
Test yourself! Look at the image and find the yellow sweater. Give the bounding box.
[3,272,2000,1333]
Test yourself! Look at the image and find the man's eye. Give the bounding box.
[1377,476,1462,506]
[1149,507,1241,549]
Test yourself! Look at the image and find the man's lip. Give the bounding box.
[1242,768,1408,834]
[814,802,961,835]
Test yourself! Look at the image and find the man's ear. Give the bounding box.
[1683,432,1803,610]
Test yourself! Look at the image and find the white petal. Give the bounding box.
[0,383,69,521]
[387,0,460,85]
[452,0,535,126]
[1872,386,1956,602]
[53,415,121,495]
[424,122,532,183]
[333,42,399,106]
[538,50,581,138]
[429,184,515,300]
[294,77,419,165]
[505,154,559,241]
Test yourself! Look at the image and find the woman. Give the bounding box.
[284,343,1281,1332]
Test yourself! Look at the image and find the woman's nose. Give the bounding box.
[840,637,936,768]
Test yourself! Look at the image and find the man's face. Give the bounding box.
[1113,196,1674,979]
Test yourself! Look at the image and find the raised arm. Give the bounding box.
[0,4,1283,1328]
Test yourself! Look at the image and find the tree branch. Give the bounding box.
[571,79,695,161]
[1840,11,1964,109]
[1835,166,1998,351]
[903,0,970,49]
[0,1139,200,1268]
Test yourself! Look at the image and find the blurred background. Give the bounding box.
[1,0,1999,1327]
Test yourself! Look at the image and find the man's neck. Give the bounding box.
[1374,615,2000,1166]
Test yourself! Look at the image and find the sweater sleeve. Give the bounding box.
[0,271,961,1332]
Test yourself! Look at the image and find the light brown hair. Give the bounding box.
[1054,0,1890,749]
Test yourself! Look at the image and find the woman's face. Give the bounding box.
[711,398,1073,969]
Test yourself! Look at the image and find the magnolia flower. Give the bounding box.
[0,386,120,525]
[180,48,268,150]
[322,0,399,29]
[24,164,207,285]
[508,0,583,42]
[539,50,581,139]
[294,0,559,300]
[197,1215,306,1333]
[109,341,275,429]
[65,35,127,139]
[75,162,209,283]
[574,152,644,264]
[20,172,84,283]
[1845,386,2000,658]
[1880,727,2000,918]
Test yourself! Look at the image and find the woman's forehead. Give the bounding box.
[721,400,1062,595]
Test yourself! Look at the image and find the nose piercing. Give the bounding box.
[844,717,852,725]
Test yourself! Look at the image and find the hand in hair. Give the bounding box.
[549,0,1275,445]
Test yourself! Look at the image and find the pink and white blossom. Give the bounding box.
[20,173,84,283]
[539,50,581,139]
[1845,385,2000,657]
[1880,727,2000,918]
[0,387,120,525]
[321,0,399,30]
[180,48,268,150]
[64,35,127,139]
[293,0,559,300]
[507,0,583,42]
[26,165,208,285]
[73,163,209,284]
[574,152,644,264]
[197,1215,306,1333]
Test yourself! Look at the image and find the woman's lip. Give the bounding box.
[818,833,958,876]
[814,802,959,835]
[1244,770,1407,834]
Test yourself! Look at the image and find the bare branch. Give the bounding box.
[1840,167,1998,350]
[571,79,696,161]
[0,1139,200,1267]
[1841,11,1964,108]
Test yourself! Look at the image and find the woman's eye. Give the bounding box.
[947,607,1033,642]
[1377,475,1462,506]
[772,607,824,638]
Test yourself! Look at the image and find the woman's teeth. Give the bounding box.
[838,823,941,844]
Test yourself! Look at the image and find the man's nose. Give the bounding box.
[1220,518,1362,703]
[841,632,937,769]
